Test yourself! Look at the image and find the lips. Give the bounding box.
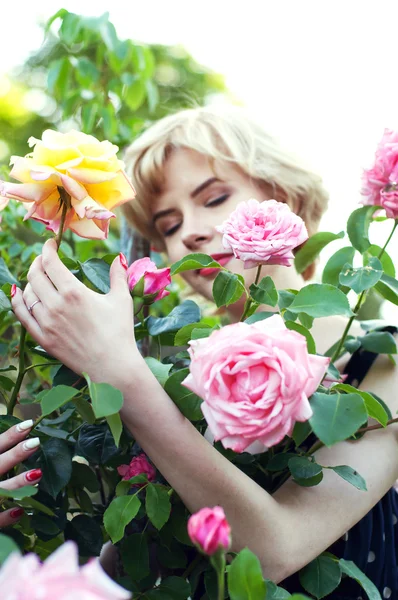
[198,253,234,277]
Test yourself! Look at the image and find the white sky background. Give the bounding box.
[1,0,398,320]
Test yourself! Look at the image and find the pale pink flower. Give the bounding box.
[0,541,131,600]
[182,315,329,454]
[215,198,308,269]
[188,506,231,556]
[361,128,398,219]
[117,454,156,486]
[0,130,136,240]
[127,257,171,301]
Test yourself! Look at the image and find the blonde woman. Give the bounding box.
[12,106,398,598]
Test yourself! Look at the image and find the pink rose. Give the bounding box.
[127,257,171,301]
[117,454,156,486]
[361,128,398,219]
[188,506,231,555]
[0,541,131,600]
[215,198,308,269]
[182,315,329,453]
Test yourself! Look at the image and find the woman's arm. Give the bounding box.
[12,240,398,581]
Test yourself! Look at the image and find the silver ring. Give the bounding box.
[28,300,41,314]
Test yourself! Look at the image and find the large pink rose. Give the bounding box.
[117,454,156,487]
[0,541,131,600]
[188,506,231,556]
[361,128,398,219]
[127,257,171,301]
[182,315,329,453]
[215,198,308,269]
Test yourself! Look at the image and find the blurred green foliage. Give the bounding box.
[0,9,226,163]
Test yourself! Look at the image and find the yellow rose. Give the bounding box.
[0,130,136,239]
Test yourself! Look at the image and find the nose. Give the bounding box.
[181,222,215,252]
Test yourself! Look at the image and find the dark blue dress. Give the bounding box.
[282,326,398,599]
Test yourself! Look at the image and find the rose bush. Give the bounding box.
[117,454,156,486]
[362,128,398,219]
[127,257,171,302]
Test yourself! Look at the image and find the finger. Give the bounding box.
[109,253,130,297]
[42,238,84,292]
[27,256,59,306]
[0,420,33,454]
[0,438,40,476]
[0,468,42,490]
[23,284,46,321]
[11,287,44,343]
[0,507,24,527]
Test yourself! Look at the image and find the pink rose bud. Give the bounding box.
[182,315,329,454]
[117,454,156,487]
[215,198,308,269]
[188,506,231,556]
[361,128,398,219]
[127,257,171,302]
[0,541,131,600]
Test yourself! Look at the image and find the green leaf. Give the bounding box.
[292,421,312,446]
[339,559,381,600]
[147,300,201,336]
[81,103,99,134]
[65,514,103,557]
[267,453,298,471]
[122,74,146,111]
[322,246,356,288]
[364,245,395,277]
[72,397,96,424]
[299,555,342,599]
[40,385,79,417]
[288,284,354,318]
[47,57,71,97]
[264,580,292,600]
[347,205,379,253]
[146,484,171,530]
[174,322,213,346]
[375,273,398,306]
[104,495,141,543]
[0,258,18,286]
[84,373,123,419]
[0,290,11,312]
[213,271,245,307]
[0,485,38,499]
[100,103,118,139]
[309,392,367,446]
[76,58,100,86]
[249,276,278,307]
[144,358,172,386]
[70,462,99,493]
[228,547,266,600]
[121,533,150,581]
[145,79,159,113]
[106,413,123,447]
[328,465,367,491]
[59,12,81,45]
[38,439,73,499]
[151,576,191,599]
[332,384,388,427]
[245,311,275,324]
[77,423,120,465]
[80,259,110,294]
[170,253,221,275]
[288,457,322,480]
[285,321,316,354]
[0,534,20,564]
[339,257,383,294]
[293,472,324,487]
[358,331,397,354]
[294,231,344,274]
[164,369,203,421]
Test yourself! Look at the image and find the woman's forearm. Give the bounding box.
[118,355,292,581]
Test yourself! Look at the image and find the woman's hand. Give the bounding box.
[11,239,139,385]
[0,420,41,527]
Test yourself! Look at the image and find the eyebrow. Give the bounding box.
[152,177,221,225]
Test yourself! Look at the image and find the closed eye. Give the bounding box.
[206,194,229,207]
[163,223,181,237]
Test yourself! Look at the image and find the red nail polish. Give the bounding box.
[26,469,42,482]
[10,508,24,519]
[11,284,17,298]
[119,253,128,270]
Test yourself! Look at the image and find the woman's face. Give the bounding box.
[151,148,303,317]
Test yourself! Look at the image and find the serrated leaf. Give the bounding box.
[80,259,110,294]
[84,373,123,419]
[332,384,388,427]
[145,484,171,530]
[213,271,245,307]
[0,485,38,500]
[144,357,172,386]
[165,369,203,421]
[347,205,379,253]
[285,321,316,354]
[339,559,381,600]
[228,547,266,600]
[299,555,341,599]
[288,457,322,480]
[309,392,367,446]
[106,413,123,447]
[104,495,141,543]
[170,254,221,275]
[295,231,344,274]
[288,284,354,318]
[339,257,383,294]
[249,276,278,306]
[40,385,79,417]
[328,465,367,491]
[322,246,356,288]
